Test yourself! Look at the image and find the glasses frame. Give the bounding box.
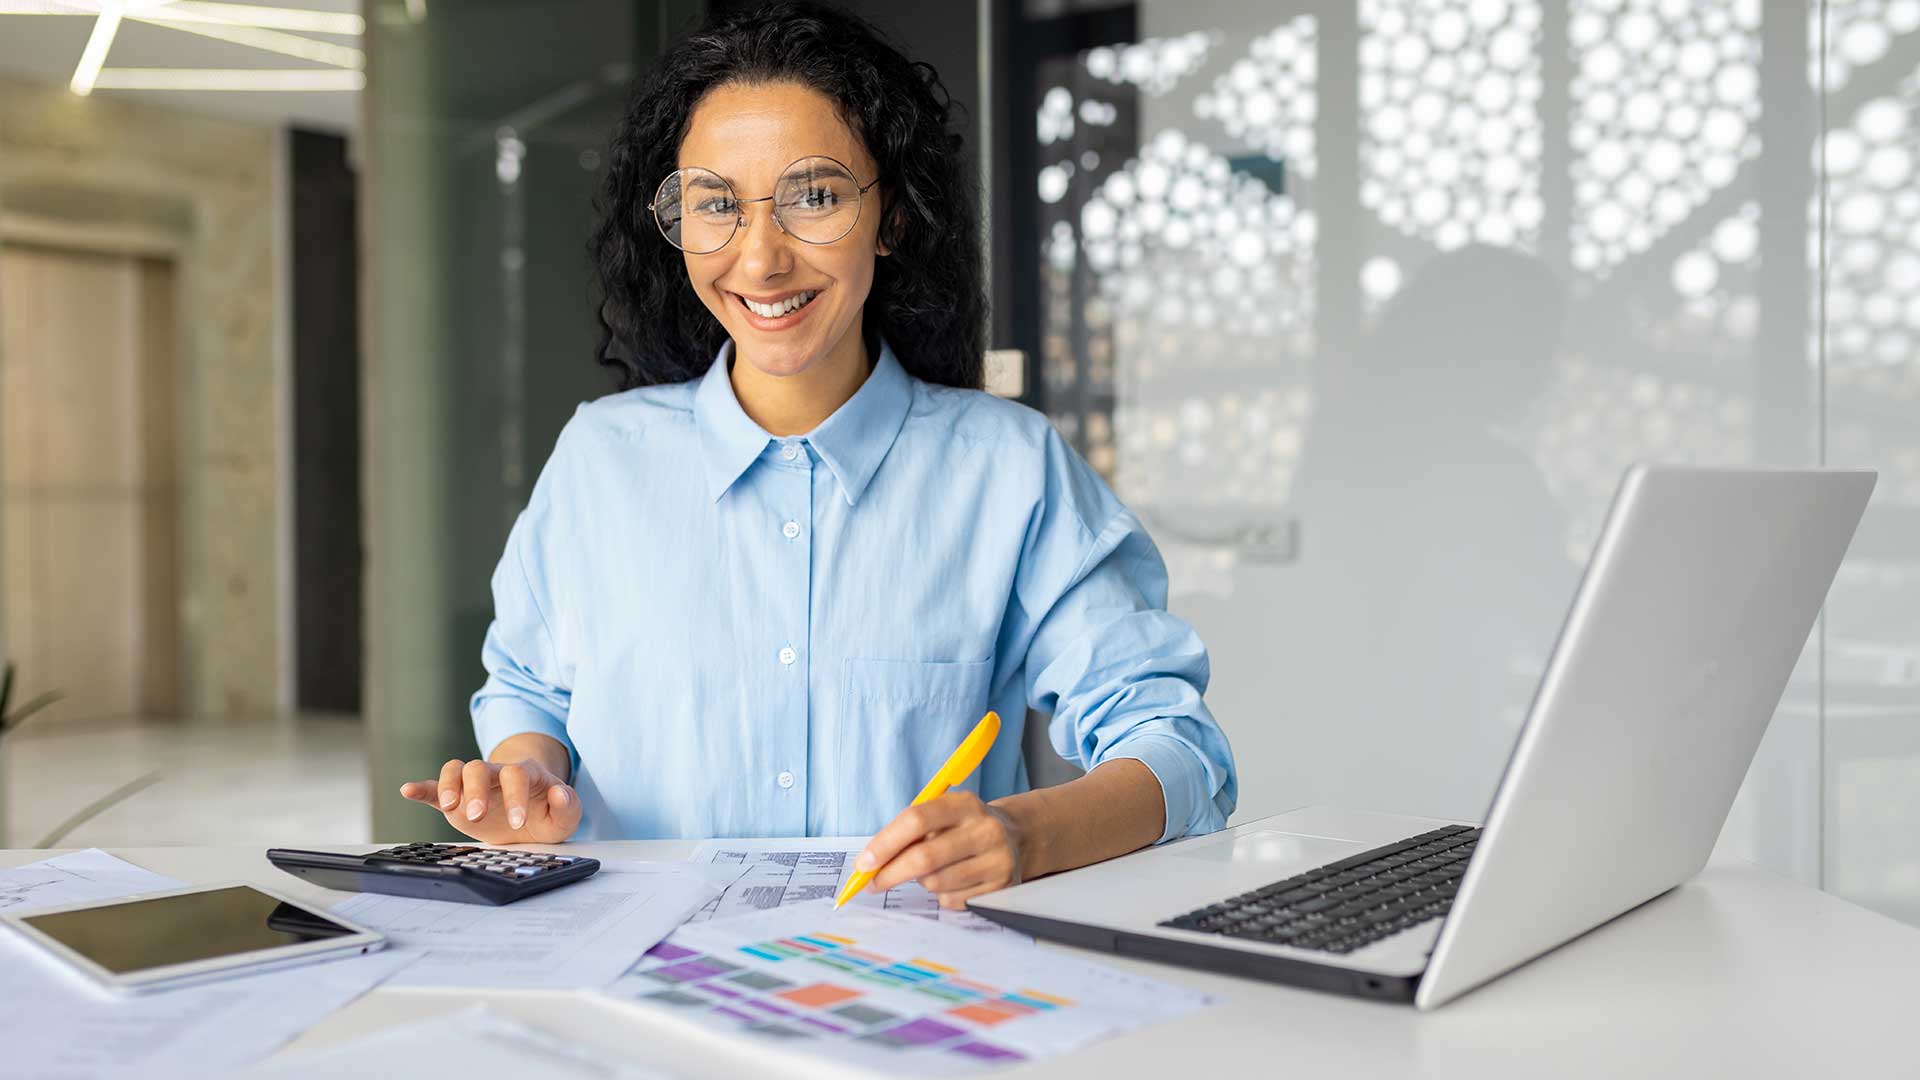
[648,155,883,254]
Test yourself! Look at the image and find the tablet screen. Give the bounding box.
[19,885,359,975]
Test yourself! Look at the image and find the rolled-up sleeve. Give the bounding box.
[470,458,579,775]
[1016,433,1238,843]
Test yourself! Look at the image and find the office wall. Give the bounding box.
[0,77,280,719]
[1018,0,1917,924]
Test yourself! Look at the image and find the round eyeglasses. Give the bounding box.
[650,155,882,254]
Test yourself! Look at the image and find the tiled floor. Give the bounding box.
[0,712,368,849]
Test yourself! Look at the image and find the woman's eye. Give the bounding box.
[796,188,836,208]
[694,197,736,215]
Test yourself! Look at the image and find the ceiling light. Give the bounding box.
[69,2,123,96]
[0,0,175,12]
[146,1,362,35]
[90,67,365,90]
[126,14,363,67]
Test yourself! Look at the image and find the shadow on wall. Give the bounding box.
[1203,245,1581,823]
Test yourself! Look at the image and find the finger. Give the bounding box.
[868,823,982,894]
[461,759,495,822]
[856,792,978,878]
[399,781,439,804]
[498,763,531,831]
[916,852,1002,896]
[437,759,466,811]
[537,783,582,841]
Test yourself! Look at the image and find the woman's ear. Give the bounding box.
[877,198,902,256]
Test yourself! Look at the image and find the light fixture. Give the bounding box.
[4,0,366,95]
[125,14,363,68]
[90,67,365,90]
[69,1,124,96]
[147,1,363,36]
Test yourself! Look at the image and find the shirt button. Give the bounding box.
[782,520,800,540]
[778,646,796,665]
[780,441,800,461]
[776,771,795,789]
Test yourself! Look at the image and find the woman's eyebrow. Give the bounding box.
[782,161,855,182]
[684,172,732,191]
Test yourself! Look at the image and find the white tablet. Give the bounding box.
[2,881,386,993]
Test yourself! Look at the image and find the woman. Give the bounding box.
[400,1,1235,910]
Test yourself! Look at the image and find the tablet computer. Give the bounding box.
[2,881,386,993]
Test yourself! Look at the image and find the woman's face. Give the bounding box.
[676,81,886,379]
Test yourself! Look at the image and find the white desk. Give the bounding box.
[3,843,1913,1078]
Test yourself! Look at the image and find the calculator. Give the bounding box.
[266,844,600,906]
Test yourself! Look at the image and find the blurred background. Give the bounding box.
[0,0,1912,930]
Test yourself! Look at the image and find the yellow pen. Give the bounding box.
[833,710,1002,910]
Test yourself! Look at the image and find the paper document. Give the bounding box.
[253,1004,673,1079]
[604,901,1214,1075]
[334,860,729,989]
[0,850,408,1080]
[689,838,1027,939]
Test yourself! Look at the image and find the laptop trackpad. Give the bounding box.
[1171,829,1364,870]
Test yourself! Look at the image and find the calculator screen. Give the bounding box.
[22,885,358,974]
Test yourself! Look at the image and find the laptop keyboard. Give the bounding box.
[1158,825,1482,955]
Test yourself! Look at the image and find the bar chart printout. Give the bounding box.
[605,903,1214,1075]
[687,837,1026,938]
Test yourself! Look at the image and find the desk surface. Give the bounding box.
[3,843,1913,1078]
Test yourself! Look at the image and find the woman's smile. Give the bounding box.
[731,287,823,329]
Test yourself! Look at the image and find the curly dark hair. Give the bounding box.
[589,1,985,390]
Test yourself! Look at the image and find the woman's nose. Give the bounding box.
[734,201,792,280]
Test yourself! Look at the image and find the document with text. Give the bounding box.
[688,837,1030,940]
[335,860,736,989]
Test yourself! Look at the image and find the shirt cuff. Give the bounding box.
[1105,731,1213,845]
[472,697,578,776]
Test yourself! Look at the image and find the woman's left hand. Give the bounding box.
[858,790,1028,909]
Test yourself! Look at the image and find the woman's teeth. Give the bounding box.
[742,290,818,318]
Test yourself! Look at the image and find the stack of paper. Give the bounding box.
[254,1004,669,1079]
[605,901,1215,1075]
[0,851,411,1080]
[333,860,737,989]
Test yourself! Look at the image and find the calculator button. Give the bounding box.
[513,867,541,877]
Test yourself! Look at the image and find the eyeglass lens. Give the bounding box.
[653,157,867,253]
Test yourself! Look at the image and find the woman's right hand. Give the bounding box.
[399,754,582,845]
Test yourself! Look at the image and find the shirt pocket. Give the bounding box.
[839,657,995,815]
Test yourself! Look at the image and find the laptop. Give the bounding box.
[970,465,1876,1009]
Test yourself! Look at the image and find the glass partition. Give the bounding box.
[1013,0,1916,924]
[361,0,699,838]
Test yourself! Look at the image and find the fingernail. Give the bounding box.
[440,790,457,809]
[466,799,485,821]
[854,851,875,872]
[508,808,525,829]
[555,787,570,806]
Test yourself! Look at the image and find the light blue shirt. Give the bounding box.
[471,339,1237,843]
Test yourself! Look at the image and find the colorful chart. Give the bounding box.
[608,904,1213,1075]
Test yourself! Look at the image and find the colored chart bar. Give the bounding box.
[778,983,864,1009]
[949,1040,1026,1063]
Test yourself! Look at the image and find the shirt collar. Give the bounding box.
[695,338,914,506]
